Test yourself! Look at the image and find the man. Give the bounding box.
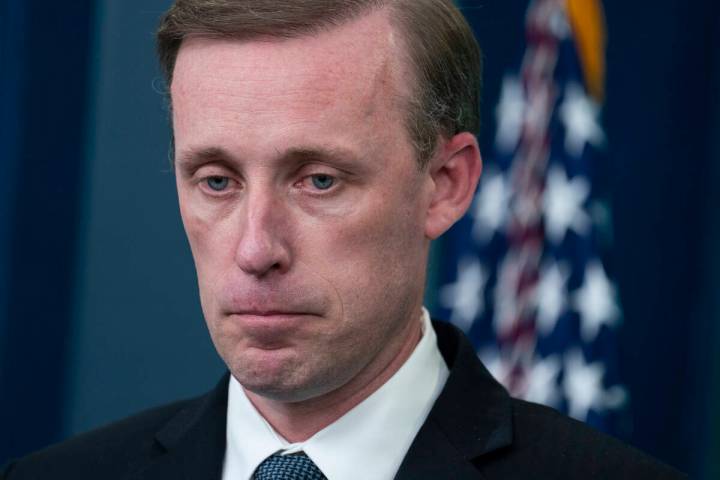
[2,1,685,478]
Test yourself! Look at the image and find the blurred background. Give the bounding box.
[0,0,718,477]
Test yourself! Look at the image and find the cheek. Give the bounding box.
[179,201,237,306]
[314,195,425,298]
[181,211,214,271]
[180,190,233,261]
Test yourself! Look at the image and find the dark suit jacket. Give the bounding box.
[2,321,685,479]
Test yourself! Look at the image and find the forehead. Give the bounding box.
[170,9,410,134]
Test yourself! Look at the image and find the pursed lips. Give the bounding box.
[227,310,317,342]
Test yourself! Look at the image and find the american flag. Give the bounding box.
[434,0,627,433]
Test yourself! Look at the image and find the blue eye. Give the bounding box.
[311,174,334,190]
[206,176,229,191]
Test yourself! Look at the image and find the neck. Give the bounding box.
[244,313,423,443]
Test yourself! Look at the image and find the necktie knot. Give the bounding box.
[252,452,327,480]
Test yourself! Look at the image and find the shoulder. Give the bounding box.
[1,396,200,480]
[486,398,686,479]
[429,320,686,479]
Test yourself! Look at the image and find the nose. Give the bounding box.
[234,189,291,277]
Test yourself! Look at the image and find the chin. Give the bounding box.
[228,349,304,397]
[237,373,330,403]
[229,350,342,403]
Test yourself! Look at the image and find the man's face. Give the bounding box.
[172,11,435,402]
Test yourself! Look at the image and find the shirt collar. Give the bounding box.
[223,308,449,480]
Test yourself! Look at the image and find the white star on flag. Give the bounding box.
[563,350,627,421]
[543,165,591,244]
[573,262,621,342]
[559,82,605,157]
[535,261,570,336]
[495,75,526,152]
[563,350,606,421]
[471,169,511,243]
[440,257,487,333]
[524,354,562,408]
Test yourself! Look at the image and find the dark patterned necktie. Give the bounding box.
[252,452,327,480]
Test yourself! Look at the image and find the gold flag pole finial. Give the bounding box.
[565,0,607,102]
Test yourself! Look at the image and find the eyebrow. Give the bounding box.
[176,146,234,172]
[279,145,364,168]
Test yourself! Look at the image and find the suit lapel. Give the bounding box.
[395,417,489,480]
[130,373,230,480]
[395,321,514,479]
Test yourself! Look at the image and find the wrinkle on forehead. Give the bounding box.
[171,8,408,119]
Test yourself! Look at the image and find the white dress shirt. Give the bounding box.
[221,308,450,480]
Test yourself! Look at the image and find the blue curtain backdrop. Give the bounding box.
[1,1,718,478]
[0,0,95,463]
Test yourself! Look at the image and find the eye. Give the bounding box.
[310,174,335,190]
[206,176,230,191]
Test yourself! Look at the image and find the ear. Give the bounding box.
[424,132,482,239]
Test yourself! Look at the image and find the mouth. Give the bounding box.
[234,309,310,316]
[227,311,317,342]
[231,310,316,320]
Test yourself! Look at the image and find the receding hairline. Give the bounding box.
[158,1,405,87]
[170,5,409,80]
[166,2,419,110]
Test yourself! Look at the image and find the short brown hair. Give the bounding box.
[156,0,481,167]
